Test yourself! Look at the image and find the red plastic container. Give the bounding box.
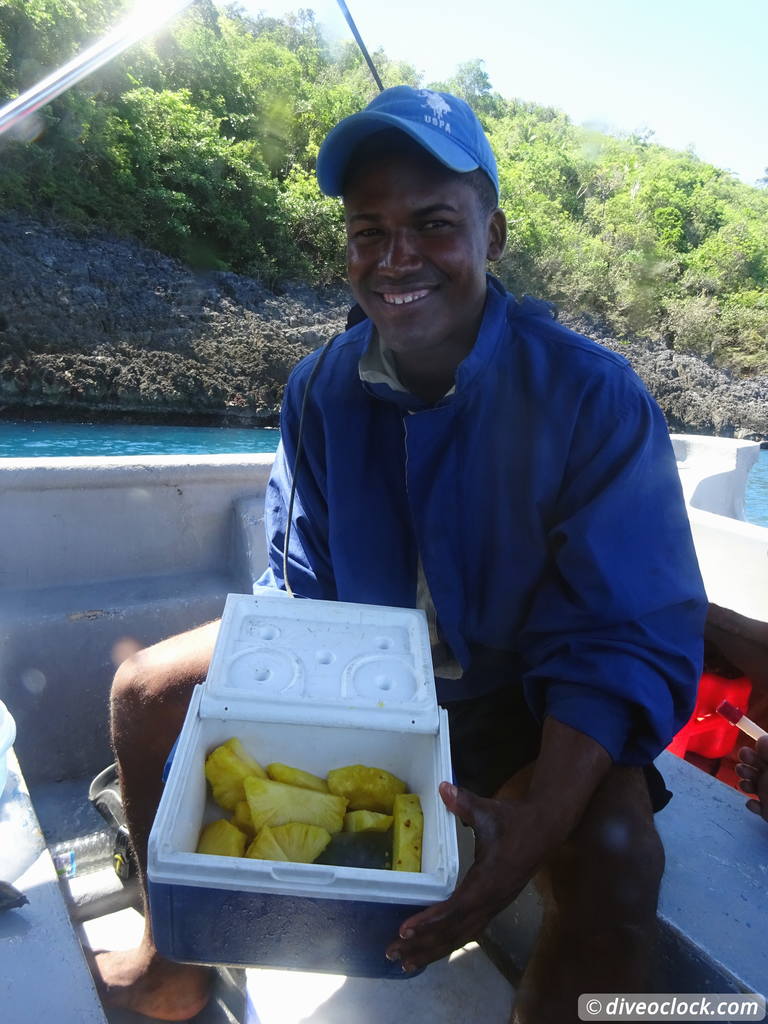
[667,672,752,759]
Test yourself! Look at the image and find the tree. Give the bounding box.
[0,1,766,371]
[430,59,503,120]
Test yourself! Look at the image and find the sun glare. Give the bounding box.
[124,0,194,39]
[0,0,193,137]
[245,968,347,1023]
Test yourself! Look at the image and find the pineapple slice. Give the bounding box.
[343,810,393,833]
[271,823,332,863]
[267,763,329,793]
[196,819,248,857]
[246,825,289,861]
[232,799,255,838]
[246,823,331,863]
[204,738,266,811]
[244,776,347,832]
[392,794,423,872]
[326,765,407,814]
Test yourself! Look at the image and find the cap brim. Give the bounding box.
[316,111,480,197]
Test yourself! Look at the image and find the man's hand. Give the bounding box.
[385,780,559,972]
[736,734,768,824]
[386,718,613,972]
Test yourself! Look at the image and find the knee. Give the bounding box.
[549,812,665,923]
[110,644,197,763]
[109,625,215,745]
[110,644,187,725]
[111,647,155,709]
[588,812,664,908]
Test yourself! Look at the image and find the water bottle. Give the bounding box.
[49,828,116,879]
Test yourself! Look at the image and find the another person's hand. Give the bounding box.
[385,781,560,972]
[736,734,768,824]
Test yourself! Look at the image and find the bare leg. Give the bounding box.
[94,620,220,1022]
[510,765,664,1024]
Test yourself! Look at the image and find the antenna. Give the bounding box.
[335,0,384,93]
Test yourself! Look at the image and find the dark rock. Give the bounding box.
[1,211,766,439]
[560,311,768,441]
[0,212,348,425]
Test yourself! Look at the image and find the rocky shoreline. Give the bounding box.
[1,212,767,439]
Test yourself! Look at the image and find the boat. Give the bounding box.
[1,433,767,1023]
[1,8,766,1019]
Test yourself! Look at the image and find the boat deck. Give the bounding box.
[9,729,768,1023]
[82,907,514,1024]
[3,444,768,1021]
[7,753,515,1024]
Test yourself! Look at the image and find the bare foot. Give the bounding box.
[94,944,213,1022]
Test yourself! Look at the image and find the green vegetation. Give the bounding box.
[1,1,767,371]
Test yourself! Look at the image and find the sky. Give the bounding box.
[232,0,767,186]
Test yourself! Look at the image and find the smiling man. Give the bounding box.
[257,87,708,1021]
[340,128,505,402]
[99,88,707,1023]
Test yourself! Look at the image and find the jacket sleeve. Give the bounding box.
[254,362,337,600]
[519,371,707,765]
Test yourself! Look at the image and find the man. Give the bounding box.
[96,88,707,1023]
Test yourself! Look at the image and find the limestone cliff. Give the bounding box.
[1,213,766,439]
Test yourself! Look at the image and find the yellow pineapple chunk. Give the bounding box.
[244,777,347,833]
[246,825,289,861]
[392,794,423,872]
[232,800,255,838]
[343,810,393,833]
[204,738,266,811]
[326,765,407,814]
[196,819,248,857]
[271,823,332,863]
[267,763,329,793]
[226,738,266,777]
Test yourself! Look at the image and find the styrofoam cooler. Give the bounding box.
[148,591,459,977]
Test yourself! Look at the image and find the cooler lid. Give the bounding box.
[199,591,439,733]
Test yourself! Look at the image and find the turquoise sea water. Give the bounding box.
[2,420,767,528]
[745,448,768,528]
[0,420,279,457]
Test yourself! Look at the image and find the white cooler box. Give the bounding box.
[148,592,459,977]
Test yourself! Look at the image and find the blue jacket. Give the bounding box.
[258,276,707,764]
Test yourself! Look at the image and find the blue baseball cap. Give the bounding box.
[316,86,499,200]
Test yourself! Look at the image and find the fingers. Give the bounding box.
[385,898,456,969]
[745,798,768,824]
[386,850,519,970]
[386,890,486,971]
[735,762,758,791]
[736,744,768,813]
[384,784,492,970]
[439,781,509,845]
[438,780,459,812]
[385,783,545,971]
[738,746,762,769]
[438,780,484,826]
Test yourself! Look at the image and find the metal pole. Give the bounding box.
[0,0,194,138]
[335,0,384,93]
